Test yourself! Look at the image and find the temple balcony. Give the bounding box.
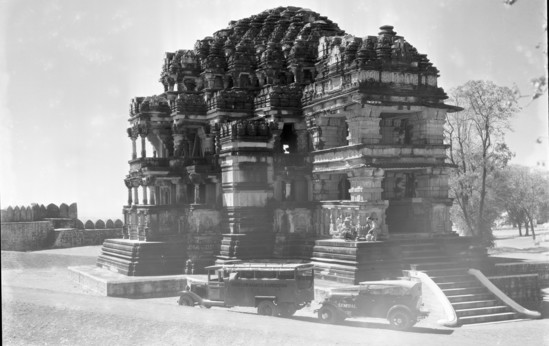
[274,153,310,168]
[169,156,218,171]
[129,158,170,172]
[311,143,449,174]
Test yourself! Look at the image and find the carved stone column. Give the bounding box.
[345,105,382,145]
[411,108,446,145]
[133,184,140,205]
[150,184,156,205]
[128,127,138,160]
[295,128,309,153]
[125,180,133,206]
[142,185,148,205]
[347,167,384,202]
[131,138,137,159]
[306,115,323,151]
[140,134,147,158]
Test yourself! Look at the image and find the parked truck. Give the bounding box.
[178,261,315,317]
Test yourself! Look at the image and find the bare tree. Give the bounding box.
[446,81,519,244]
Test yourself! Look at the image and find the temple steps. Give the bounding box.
[436,280,479,289]
[446,292,494,303]
[401,241,524,326]
[458,312,518,325]
[416,267,470,277]
[441,286,487,296]
[411,261,466,271]
[451,300,500,309]
[455,305,513,318]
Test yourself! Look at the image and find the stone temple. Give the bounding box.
[98,6,481,283]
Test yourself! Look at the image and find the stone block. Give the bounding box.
[69,203,78,219]
[60,203,69,218]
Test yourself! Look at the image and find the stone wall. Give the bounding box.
[0,221,54,251]
[51,228,123,249]
[493,262,549,288]
[488,274,541,311]
[1,202,123,251]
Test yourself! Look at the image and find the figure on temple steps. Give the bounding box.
[330,216,357,240]
[339,217,357,240]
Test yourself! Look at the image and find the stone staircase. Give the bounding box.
[401,241,520,325]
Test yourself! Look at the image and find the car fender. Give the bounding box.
[179,290,203,305]
[319,302,346,316]
[254,296,277,307]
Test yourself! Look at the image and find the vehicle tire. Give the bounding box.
[178,295,195,307]
[277,303,297,318]
[317,305,343,324]
[387,308,413,330]
[257,300,277,316]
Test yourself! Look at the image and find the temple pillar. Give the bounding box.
[140,134,147,158]
[312,173,346,201]
[142,185,148,205]
[217,120,275,261]
[295,128,309,153]
[347,167,385,202]
[149,184,156,205]
[318,116,347,149]
[345,105,382,145]
[411,108,446,145]
[171,182,177,204]
[131,138,137,160]
[125,180,133,206]
[133,186,139,205]
[203,135,215,155]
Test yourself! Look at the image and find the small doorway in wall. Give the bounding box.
[338,177,351,200]
[280,123,297,154]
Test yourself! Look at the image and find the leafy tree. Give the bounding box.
[494,165,549,240]
[446,81,519,245]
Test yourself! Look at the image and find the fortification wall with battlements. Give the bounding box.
[1,202,123,251]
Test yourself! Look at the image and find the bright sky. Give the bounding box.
[0,0,547,219]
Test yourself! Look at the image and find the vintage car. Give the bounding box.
[317,280,428,330]
[178,261,314,317]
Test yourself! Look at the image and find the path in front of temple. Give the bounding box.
[2,235,548,346]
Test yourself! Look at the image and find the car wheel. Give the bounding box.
[318,305,342,324]
[178,295,194,307]
[277,303,297,318]
[257,301,277,316]
[388,308,412,330]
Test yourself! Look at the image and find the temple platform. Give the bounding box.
[97,238,186,276]
[312,235,487,284]
[68,265,188,298]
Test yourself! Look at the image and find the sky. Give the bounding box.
[0,0,547,219]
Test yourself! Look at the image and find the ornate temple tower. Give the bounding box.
[98,7,472,279]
